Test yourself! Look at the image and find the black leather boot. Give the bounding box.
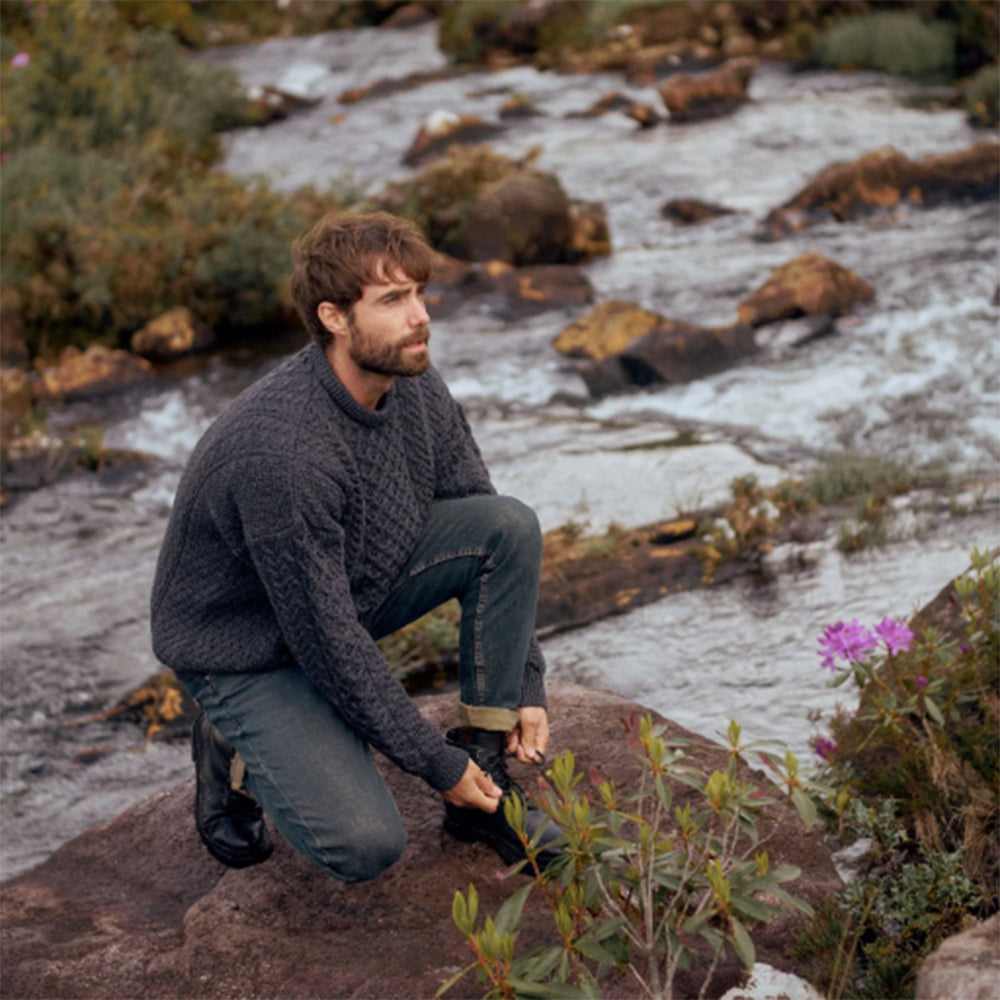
[192,709,273,868]
[443,727,563,869]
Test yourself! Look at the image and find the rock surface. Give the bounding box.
[738,252,875,328]
[0,683,841,1000]
[130,307,216,362]
[658,57,758,122]
[760,141,1000,239]
[32,345,154,402]
[915,914,1000,1000]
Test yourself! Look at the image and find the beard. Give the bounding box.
[346,312,431,378]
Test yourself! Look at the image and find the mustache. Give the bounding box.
[403,326,430,347]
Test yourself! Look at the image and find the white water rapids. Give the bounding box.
[1,22,997,880]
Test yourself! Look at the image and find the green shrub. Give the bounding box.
[806,451,913,506]
[964,62,999,127]
[813,11,956,80]
[0,0,348,357]
[442,716,817,999]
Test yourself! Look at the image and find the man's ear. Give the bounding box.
[317,301,346,336]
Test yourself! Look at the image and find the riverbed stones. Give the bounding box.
[760,141,1000,239]
[553,300,662,360]
[0,683,841,1000]
[658,56,758,122]
[738,252,875,328]
[32,346,154,402]
[402,110,504,167]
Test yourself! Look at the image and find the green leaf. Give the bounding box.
[924,694,946,726]
[730,917,756,969]
[495,882,533,937]
[730,895,777,922]
[791,787,818,828]
[506,977,598,998]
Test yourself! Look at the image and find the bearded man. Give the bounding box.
[150,211,559,880]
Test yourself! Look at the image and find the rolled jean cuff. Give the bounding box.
[460,703,519,732]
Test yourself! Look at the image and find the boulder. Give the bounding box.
[568,198,612,262]
[553,300,662,360]
[760,142,1000,239]
[402,111,504,167]
[32,346,154,402]
[245,84,321,126]
[658,57,758,122]
[554,301,756,398]
[130,307,215,362]
[660,197,737,225]
[916,914,1000,1000]
[0,683,841,1000]
[456,171,573,265]
[738,252,875,328]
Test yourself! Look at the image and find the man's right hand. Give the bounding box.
[442,758,502,813]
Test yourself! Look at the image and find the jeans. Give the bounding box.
[182,494,542,882]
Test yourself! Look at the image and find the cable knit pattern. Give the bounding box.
[151,343,546,792]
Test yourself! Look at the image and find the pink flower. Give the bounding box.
[915,675,929,689]
[815,737,837,760]
[11,52,30,68]
[818,620,878,672]
[874,617,914,655]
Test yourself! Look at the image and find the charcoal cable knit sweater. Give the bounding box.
[151,343,546,793]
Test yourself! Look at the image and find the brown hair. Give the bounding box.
[290,211,436,346]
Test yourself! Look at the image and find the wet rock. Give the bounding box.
[625,102,662,128]
[760,142,1000,239]
[660,197,737,225]
[32,346,154,402]
[381,3,434,29]
[130,308,215,362]
[753,314,836,356]
[0,429,79,495]
[916,914,1000,1000]
[659,57,758,122]
[402,111,504,167]
[570,91,634,117]
[426,257,592,321]
[568,199,612,262]
[554,301,755,398]
[738,252,875,328]
[498,94,542,120]
[0,683,841,1000]
[553,300,662,360]
[245,84,321,126]
[457,171,573,265]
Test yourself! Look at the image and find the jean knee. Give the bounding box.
[492,496,542,562]
[322,821,407,884]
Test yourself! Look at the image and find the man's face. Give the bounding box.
[345,268,431,378]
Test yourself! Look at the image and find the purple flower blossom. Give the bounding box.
[915,675,929,689]
[817,619,878,672]
[874,617,914,655]
[815,737,837,760]
[11,52,30,68]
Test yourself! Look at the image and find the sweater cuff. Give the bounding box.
[424,740,474,793]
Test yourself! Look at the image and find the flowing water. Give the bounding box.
[1,22,997,880]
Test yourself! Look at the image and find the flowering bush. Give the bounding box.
[796,548,998,998]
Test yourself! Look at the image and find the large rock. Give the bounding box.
[738,252,875,328]
[0,684,841,1000]
[916,914,1000,1000]
[658,57,758,122]
[402,111,504,167]
[761,142,1000,239]
[32,345,154,402]
[130,307,215,362]
[554,301,756,398]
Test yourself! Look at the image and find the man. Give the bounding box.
[150,211,559,881]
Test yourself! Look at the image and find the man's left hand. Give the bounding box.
[507,706,549,764]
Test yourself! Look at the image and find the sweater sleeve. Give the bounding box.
[234,464,471,793]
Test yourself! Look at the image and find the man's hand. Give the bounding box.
[442,758,502,813]
[507,706,550,764]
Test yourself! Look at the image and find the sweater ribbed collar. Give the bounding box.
[305,342,395,428]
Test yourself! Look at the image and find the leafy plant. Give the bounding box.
[441,715,817,999]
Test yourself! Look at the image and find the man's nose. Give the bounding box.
[410,295,430,326]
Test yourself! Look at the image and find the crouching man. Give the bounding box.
[150,211,560,880]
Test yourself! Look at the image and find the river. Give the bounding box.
[1,21,997,880]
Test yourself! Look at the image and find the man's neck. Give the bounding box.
[324,343,392,410]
